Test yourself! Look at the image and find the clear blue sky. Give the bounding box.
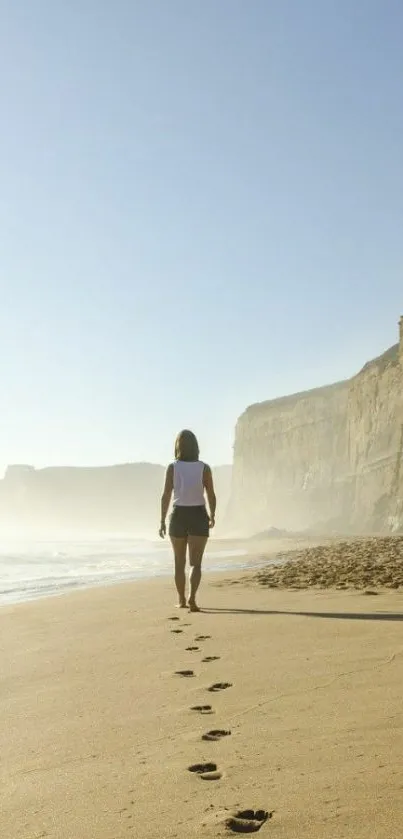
[1,0,402,473]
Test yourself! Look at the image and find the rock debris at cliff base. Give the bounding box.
[253,536,403,590]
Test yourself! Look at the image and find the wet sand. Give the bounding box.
[2,565,403,837]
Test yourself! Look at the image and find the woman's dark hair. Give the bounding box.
[174,429,200,462]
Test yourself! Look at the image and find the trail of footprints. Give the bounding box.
[168,615,271,833]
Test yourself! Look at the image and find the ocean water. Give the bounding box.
[0,536,248,606]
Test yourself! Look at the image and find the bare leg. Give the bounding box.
[187,535,208,611]
[170,536,187,606]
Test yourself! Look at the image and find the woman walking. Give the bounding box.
[159,430,216,612]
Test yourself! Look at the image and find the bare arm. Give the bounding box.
[203,464,216,527]
[160,464,173,536]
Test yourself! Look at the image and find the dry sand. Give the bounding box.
[2,564,403,838]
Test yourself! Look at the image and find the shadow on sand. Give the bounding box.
[202,607,403,622]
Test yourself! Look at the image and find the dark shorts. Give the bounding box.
[169,505,210,538]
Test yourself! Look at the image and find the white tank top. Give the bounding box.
[173,460,205,507]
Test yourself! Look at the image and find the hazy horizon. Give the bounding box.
[0,460,233,476]
[2,1,402,474]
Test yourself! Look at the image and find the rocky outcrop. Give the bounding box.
[0,463,232,535]
[228,320,403,535]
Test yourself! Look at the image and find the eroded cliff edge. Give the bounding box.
[229,323,403,535]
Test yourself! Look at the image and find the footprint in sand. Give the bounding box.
[207,682,232,692]
[175,670,194,677]
[195,635,211,641]
[171,629,183,634]
[188,762,222,780]
[202,729,231,742]
[168,617,180,621]
[202,655,220,662]
[190,705,214,714]
[225,810,271,833]
[186,646,200,651]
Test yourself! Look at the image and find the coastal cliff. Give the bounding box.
[0,463,231,535]
[0,463,164,534]
[229,320,403,535]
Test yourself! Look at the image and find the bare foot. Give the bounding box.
[176,601,187,609]
[188,601,200,612]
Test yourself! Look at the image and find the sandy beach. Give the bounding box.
[2,565,403,838]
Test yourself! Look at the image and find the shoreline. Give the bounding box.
[1,533,313,608]
[0,544,260,608]
[2,570,403,837]
[0,532,334,608]
[4,530,403,609]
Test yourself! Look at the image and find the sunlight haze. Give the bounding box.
[1,0,402,472]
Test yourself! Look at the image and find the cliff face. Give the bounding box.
[229,329,403,535]
[0,463,232,535]
[0,463,165,534]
